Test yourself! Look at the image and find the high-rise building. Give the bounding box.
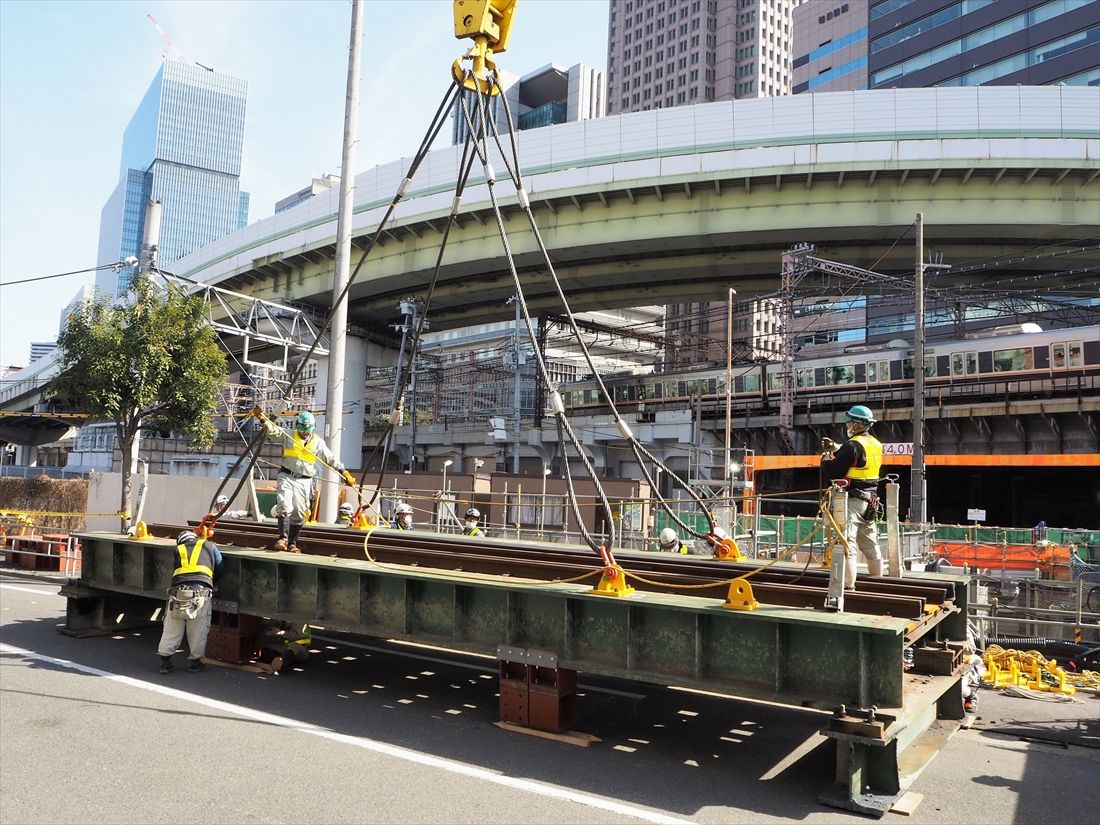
[450,63,605,145]
[865,0,1097,90]
[606,0,803,115]
[28,342,57,364]
[96,61,249,298]
[792,1,868,93]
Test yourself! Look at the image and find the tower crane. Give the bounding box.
[146,14,191,65]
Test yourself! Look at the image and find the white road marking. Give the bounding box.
[0,583,62,596]
[313,633,648,700]
[0,642,690,825]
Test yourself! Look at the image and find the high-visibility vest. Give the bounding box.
[464,526,483,537]
[847,434,883,480]
[283,431,319,464]
[174,537,214,580]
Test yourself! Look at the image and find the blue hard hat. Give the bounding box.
[845,405,876,424]
[296,410,316,432]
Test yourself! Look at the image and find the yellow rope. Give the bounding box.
[0,509,123,518]
[983,644,1100,690]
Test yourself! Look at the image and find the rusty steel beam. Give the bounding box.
[151,521,957,623]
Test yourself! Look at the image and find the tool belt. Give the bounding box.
[168,583,211,619]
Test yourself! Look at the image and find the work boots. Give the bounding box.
[273,517,288,551]
[159,656,174,674]
[188,658,206,673]
[287,523,303,554]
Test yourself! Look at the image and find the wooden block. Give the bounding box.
[890,792,924,816]
[493,720,600,747]
[200,657,276,674]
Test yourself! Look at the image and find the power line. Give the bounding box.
[0,261,132,288]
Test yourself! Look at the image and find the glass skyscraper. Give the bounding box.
[96,61,249,297]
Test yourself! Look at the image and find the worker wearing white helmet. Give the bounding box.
[657,527,688,554]
[462,507,484,537]
[392,502,415,530]
[213,494,248,520]
[336,502,355,527]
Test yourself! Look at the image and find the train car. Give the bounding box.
[558,323,1100,418]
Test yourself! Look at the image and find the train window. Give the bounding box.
[743,373,760,392]
[825,365,855,385]
[664,381,678,398]
[951,351,978,377]
[867,359,889,383]
[768,372,782,391]
[1052,343,1066,368]
[796,368,814,388]
[1069,341,1084,367]
[993,347,1033,372]
[638,383,648,400]
[901,357,935,378]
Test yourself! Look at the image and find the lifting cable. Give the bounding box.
[477,72,725,554]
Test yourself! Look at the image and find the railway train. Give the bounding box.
[558,323,1100,418]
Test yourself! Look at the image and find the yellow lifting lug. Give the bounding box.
[452,0,518,94]
[722,577,759,611]
[349,511,375,531]
[712,536,746,562]
[131,521,152,541]
[592,564,636,597]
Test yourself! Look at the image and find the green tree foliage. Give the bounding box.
[49,277,228,530]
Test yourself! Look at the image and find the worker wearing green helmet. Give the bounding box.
[262,410,354,553]
[821,404,884,588]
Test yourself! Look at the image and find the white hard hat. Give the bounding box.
[215,495,230,507]
[395,502,414,515]
[659,527,678,547]
[465,507,481,519]
[339,502,354,514]
[176,530,198,545]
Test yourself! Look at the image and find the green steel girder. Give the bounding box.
[75,533,968,710]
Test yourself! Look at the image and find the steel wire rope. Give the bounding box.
[484,75,719,549]
[461,74,617,554]
[353,90,489,517]
[188,81,463,527]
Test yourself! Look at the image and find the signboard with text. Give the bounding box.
[883,443,914,456]
[967,508,986,522]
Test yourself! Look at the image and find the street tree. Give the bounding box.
[50,277,228,531]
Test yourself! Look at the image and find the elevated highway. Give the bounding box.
[175,86,1100,333]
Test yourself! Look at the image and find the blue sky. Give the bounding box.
[0,0,609,368]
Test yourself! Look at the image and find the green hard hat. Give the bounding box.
[296,410,316,431]
[845,405,876,424]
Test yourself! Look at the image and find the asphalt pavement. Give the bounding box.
[1,569,1097,825]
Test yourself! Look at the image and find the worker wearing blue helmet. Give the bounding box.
[821,404,884,588]
[263,410,355,553]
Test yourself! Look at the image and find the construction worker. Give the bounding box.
[658,527,689,554]
[392,502,415,530]
[263,410,355,552]
[214,494,249,520]
[462,507,485,537]
[336,502,355,527]
[821,404,884,589]
[157,530,223,674]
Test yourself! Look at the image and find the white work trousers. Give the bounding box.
[275,474,315,525]
[845,496,883,588]
[157,593,213,659]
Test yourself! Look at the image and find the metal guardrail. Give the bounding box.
[0,465,91,480]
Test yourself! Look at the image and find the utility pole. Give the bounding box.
[511,295,521,475]
[911,212,926,526]
[724,287,734,501]
[322,0,363,523]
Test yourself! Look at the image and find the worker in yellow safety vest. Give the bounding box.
[263,411,356,553]
[462,507,485,537]
[157,530,223,674]
[821,404,884,589]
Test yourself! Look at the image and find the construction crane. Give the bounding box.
[452,0,518,94]
[146,13,191,65]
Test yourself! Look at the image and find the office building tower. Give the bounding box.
[96,61,249,298]
[793,1,868,93]
[606,0,803,115]
[450,62,605,145]
[867,0,1099,90]
[28,342,57,364]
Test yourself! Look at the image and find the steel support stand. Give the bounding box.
[886,480,902,577]
[825,486,848,611]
